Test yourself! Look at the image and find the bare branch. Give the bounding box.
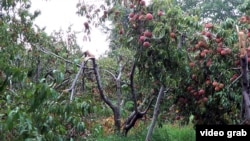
[145,86,167,141]
[69,60,88,102]
[130,62,137,113]
[141,97,155,115]
[116,63,124,107]
[103,69,116,80]
[35,45,81,67]
[117,63,123,80]
[55,78,70,89]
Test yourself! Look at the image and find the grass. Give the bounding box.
[95,123,195,141]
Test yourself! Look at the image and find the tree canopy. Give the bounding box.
[176,0,244,22]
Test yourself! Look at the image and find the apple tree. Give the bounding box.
[82,0,250,123]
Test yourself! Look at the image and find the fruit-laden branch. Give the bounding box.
[145,86,168,141]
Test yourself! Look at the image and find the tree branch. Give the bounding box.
[130,62,137,113]
[103,69,116,80]
[35,45,81,67]
[145,86,167,141]
[123,91,156,136]
[92,58,116,111]
[240,55,250,122]
[69,60,89,102]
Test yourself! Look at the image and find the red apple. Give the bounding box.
[129,4,134,9]
[205,32,212,39]
[220,50,227,56]
[212,81,218,87]
[189,62,195,68]
[203,97,208,103]
[170,32,176,39]
[143,41,150,48]
[215,86,220,91]
[129,13,134,18]
[190,90,195,95]
[140,0,146,6]
[198,41,206,47]
[198,89,205,95]
[129,18,135,23]
[132,14,139,21]
[217,47,222,53]
[203,49,209,54]
[215,37,222,43]
[157,10,164,16]
[187,86,193,92]
[195,44,200,49]
[205,23,213,29]
[139,36,145,43]
[206,60,212,67]
[200,52,206,57]
[146,13,153,20]
[144,31,152,38]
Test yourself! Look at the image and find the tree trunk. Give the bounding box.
[114,107,121,133]
[145,85,165,141]
[92,59,124,132]
[114,67,122,133]
[240,55,250,123]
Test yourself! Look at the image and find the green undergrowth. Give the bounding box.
[96,123,195,141]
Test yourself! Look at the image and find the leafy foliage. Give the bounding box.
[175,0,244,22]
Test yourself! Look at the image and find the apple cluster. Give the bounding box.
[127,0,160,48]
[174,21,244,123]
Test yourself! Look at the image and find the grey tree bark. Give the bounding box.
[145,85,166,141]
